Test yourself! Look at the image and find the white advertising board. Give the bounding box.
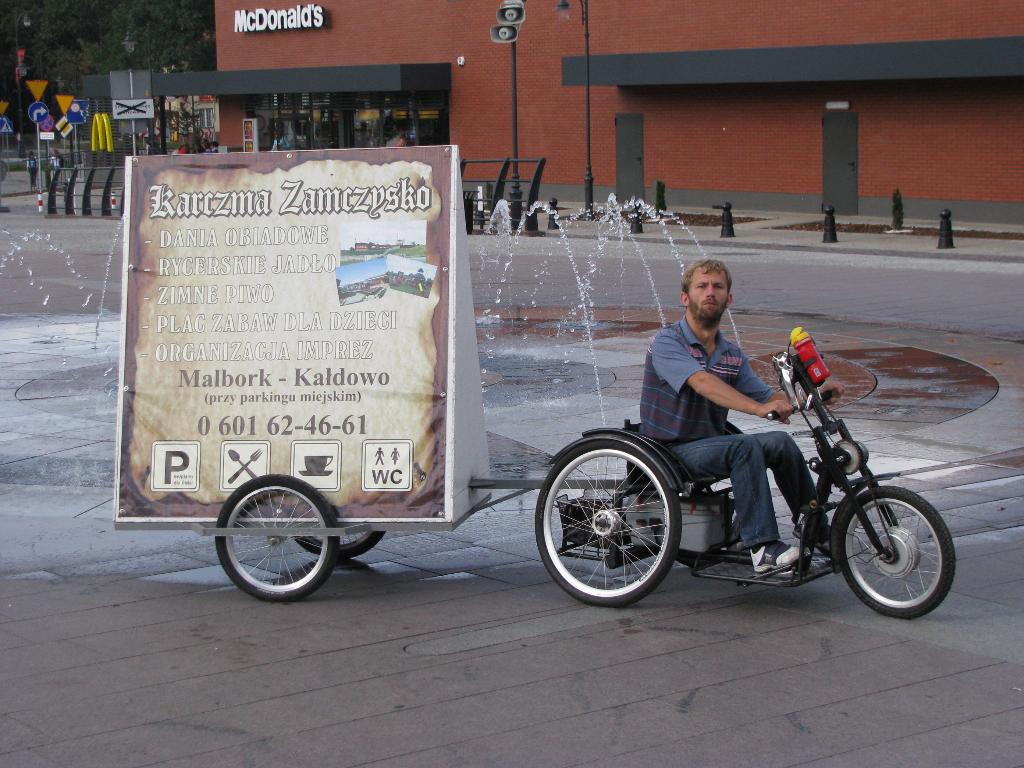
[114,146,488,527]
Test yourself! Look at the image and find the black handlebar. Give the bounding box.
[765,385,834,421]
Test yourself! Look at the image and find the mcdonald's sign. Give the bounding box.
[91,113,114,152]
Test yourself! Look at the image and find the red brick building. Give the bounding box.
[108,1,1024,222]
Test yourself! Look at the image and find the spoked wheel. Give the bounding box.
[834,486,955,619]
[536,440,681,607]
[296,530,385,560]
[215,475,340,602]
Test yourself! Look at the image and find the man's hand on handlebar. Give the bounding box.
[820,380,845,404]
[759,398,794,424]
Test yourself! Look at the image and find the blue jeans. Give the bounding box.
[668,432,815,548]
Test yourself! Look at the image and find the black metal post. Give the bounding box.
[474,192,486,231]
[15,85,25,157]
[159,98,168,155]
[582,0,594,219]
[713,202,735,237]
[463,190,475,235]
[937,209,955,249]
[630,201,644,234]
[14,14,29,157]
[547,197,559,230]
[509,41,523,230]
[822,205,838,243]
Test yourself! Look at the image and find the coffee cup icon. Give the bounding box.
[299,454,333,477]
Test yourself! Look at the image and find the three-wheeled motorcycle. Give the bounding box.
[534,335,956,619]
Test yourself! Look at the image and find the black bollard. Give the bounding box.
[630,201,644,234]
[712,202,735,237]
[937,209,955,249]
[822,205,838,243]
[547,197,559,230]
[462,190,475,235]
[473,194,486,232]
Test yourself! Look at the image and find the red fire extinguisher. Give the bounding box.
[790,326,831,385]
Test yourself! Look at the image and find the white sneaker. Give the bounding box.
[750,541,801,573]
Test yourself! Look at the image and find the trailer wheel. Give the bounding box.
[215,475,339,602]
[296,530,385,561]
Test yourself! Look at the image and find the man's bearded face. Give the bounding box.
[683,270,731,327]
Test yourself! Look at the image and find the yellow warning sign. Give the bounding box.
[56,94,74,115]
[0,101,8,116]
[26,80,48,101]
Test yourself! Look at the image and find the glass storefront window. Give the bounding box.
[354,109,381,148]
[245,93,447,151]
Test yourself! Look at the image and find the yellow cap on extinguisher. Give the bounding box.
[790,326,809,345]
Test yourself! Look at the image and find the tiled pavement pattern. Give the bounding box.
[1,306,1022,767]
[2,185,1023,765]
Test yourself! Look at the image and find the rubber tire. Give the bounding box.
[535,439,682,607]
[833,486,955,619]
[337,530,385,559]
[296,530,385,561]
[215,475,340,602]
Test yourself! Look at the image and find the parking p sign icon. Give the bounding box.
[151,442,200,491]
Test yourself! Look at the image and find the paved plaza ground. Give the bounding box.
[1,176,1023,767]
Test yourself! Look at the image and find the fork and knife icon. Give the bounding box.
[227,448,263,483]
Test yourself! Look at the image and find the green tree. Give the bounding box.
[2,0,215,102]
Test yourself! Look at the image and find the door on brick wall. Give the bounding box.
[822,111,859,215]
[615,113,645,202]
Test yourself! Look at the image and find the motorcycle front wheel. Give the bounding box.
[833,486,955,619]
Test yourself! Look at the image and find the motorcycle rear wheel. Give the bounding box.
[536,440,681,607]
[834,486,954,619]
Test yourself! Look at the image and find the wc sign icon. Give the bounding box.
[151,442,200,492]
[362,439,413,492]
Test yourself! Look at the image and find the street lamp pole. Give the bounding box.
[13,12,31,156]
[555,0,594,219]
[490,1,527,228]
[509,40,523,229]
[123,31,138,156]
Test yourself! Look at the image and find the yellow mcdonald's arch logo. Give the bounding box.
[91,113,114,152]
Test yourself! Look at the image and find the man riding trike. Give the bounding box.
[535,259,955,618]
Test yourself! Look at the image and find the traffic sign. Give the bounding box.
[26,80,48,101]
[55,116,73,138]
[28,101,49,124]
[40,131,55,141]
[0,101,8,116]
[113,99,154,120]
[0,117,13,135]
[66,99,89,125]
[56,94,74,115]
[40,115,55,132]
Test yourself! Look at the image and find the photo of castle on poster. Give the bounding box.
[336,220,435,305]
